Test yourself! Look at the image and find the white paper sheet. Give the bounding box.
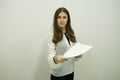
[63,43,93,58]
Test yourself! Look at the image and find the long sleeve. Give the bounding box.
[48,33,62,69]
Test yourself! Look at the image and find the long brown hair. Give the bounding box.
[52,7,77,44]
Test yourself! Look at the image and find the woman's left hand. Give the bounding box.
[75,54,83,58]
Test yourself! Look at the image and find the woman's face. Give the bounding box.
[57,11,68,28]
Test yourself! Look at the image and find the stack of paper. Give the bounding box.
[63,43,93,58]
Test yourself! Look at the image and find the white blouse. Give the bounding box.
[47,33,79,76]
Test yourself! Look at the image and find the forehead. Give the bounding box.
[58,12,68,16]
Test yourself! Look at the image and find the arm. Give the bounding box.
[48,33,66,69]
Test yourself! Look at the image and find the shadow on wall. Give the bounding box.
[34,38,50,80]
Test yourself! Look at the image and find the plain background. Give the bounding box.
[0,0,120,80]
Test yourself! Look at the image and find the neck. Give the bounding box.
[61,27,66,33]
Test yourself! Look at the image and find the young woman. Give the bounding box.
[48,7,82,80]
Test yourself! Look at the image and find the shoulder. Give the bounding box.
[48,32,53,39]
[48,32,54,43]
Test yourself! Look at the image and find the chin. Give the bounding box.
[59,26,65,28]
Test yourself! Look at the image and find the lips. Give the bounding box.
[60,23,64,25]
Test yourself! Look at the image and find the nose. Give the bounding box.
[60,18,64,22]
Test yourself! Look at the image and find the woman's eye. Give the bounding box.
[57,16,61,18]
[57,16,67,19]
[63,16,67,19]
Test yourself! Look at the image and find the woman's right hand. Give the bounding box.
[54,55,67,64]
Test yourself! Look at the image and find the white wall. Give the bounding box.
[0,0,120,80]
